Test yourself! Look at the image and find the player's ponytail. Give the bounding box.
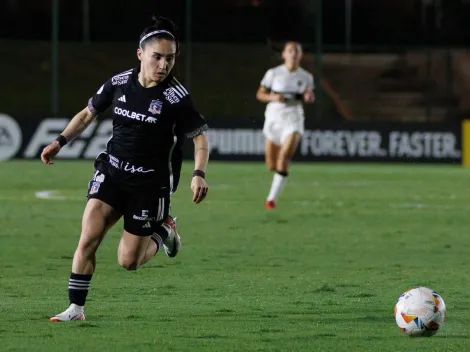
[139,15,180,54]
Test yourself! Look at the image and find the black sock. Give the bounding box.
[276,170,288,177]
[68,273,92,306]
[151,226,168,255]
[154,225,170,241]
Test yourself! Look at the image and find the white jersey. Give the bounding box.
[260,65,314,144]
[260,64,314,115]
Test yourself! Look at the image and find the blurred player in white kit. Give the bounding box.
[256,41,315,209]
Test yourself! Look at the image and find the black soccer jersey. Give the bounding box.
[87,67,208,192]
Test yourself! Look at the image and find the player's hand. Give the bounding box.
[191,176,209,204]
[41,141,61,165]
[271,93,285,102]
[303,90,315,103]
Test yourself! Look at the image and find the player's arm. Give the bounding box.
[303,73,315,103]
[40,107,97,165]
[192,132,209,204]
[193,132,209,173]
[303,88,315,103]
[179,96,210,204]
[60,107,97,142]
[256,86,285,103]
[256,68,284,103]
[190,129,209,204]
[41,79,115,165]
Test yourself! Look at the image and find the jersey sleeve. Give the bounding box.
[260,69,274,90]
[178,96,209,139]
[87,79,115,115]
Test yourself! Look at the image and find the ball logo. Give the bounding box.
[0,113,22,161]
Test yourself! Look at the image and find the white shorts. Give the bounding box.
[263,109,305,145]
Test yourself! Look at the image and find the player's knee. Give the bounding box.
[118,257,140,271]
[121,263,139,271]
[266,161,276,171]
[75,238,100,259]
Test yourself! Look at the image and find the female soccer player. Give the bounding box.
[256,41,315,209]
[41,16,210,321]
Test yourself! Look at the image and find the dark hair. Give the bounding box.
[139,15,180,54]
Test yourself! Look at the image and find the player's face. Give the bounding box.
[282,42,302,68]
[138,39,177,82]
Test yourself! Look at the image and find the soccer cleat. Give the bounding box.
[162,215,181,258]
[49,305,85,322]
[265,200,276,209]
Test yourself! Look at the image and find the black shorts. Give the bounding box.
[86,170,170,236]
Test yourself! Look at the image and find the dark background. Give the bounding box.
[1,0,470,122]
[1,0,470,47]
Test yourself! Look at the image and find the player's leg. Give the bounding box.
[117,220,181,268]
[120,214,181,268]
[277,131,301,172]
[50,171,122,322]
[72,199,121,273]
[117,192,180,269]
[263,116,283,208]
[50,199,121,322]
[263,113,282,170]
[265,139,280,171]
[264,139,281,209]
[117,230,154,270]
[266,131,301,208]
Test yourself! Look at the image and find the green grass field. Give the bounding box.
[1,161,469,351]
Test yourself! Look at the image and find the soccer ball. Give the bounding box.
[394,287,446,337]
